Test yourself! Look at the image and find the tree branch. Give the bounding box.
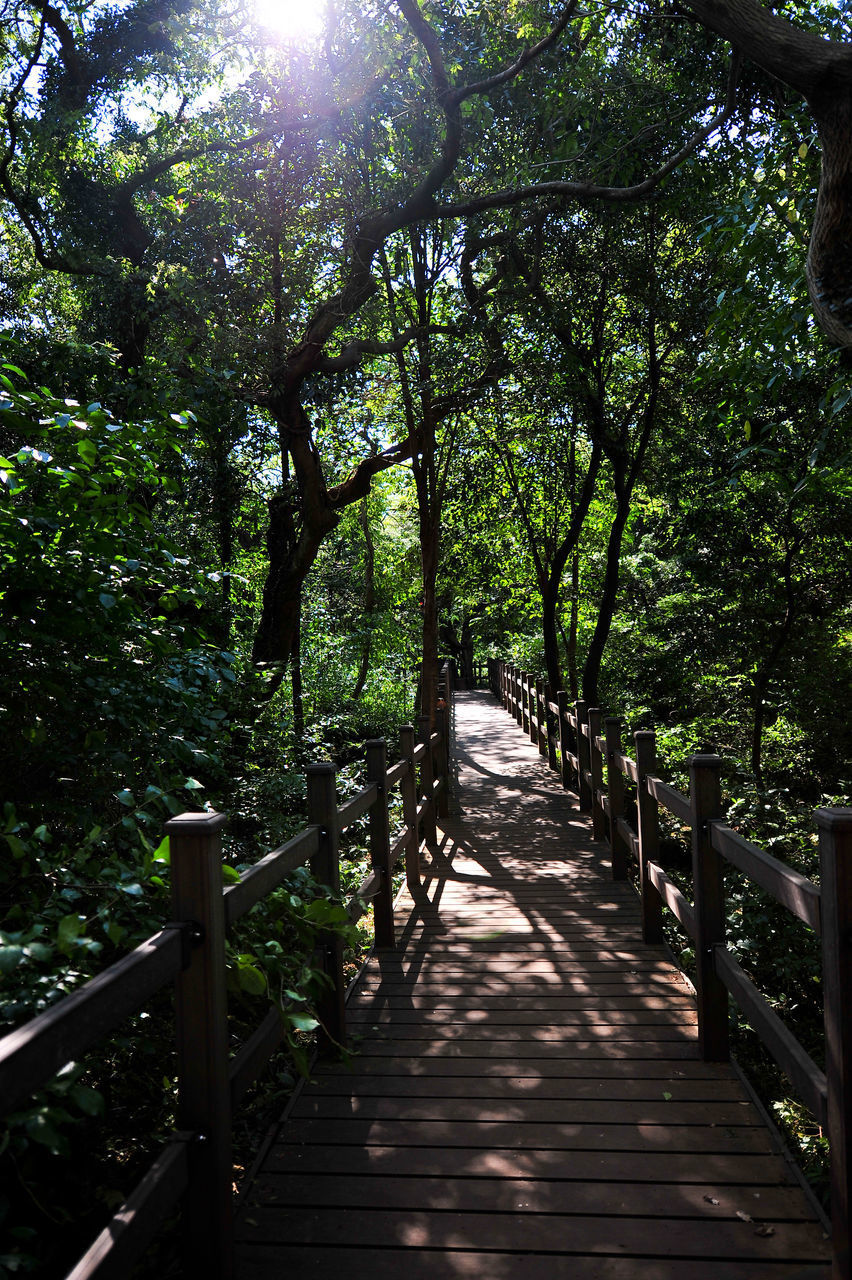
[430,50,741,219]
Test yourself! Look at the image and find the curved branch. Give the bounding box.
[451,1,578,105]
[684,0,852,101]
[430,50,742,219]
[317,323,455,372]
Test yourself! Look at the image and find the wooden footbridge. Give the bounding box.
[235,686,832,1279]
[3,663,850,1278]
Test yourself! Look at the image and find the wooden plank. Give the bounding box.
[613,750,640,783]
[714,947,828,1127]
[236,1245,830,1280]
[66,1140,189,1280]
[277,1117,773,1152]
[710,822,821,933]
[352,994,696,1011]
[356,977,691,993]
[347,1022,697,1041]
[385,758,409,789]
[647,775,692,825]
[230,1007,286,1107]
[616,816,640,857]
[241,1172,818,1218]
[305,1075,749,1101]
[234,691,828,1280]
[337,782,379,831]
[348,1009,698,1029]
[223,826,320,926]
[0,926,183,1114]
[246,1172,818,1219]
[648,861,697,939]
[346,868,381,922]
[349,1038,701,1059]
[314,1056,734,1079]
[291,1097,757,1126]
[237,1207,828,1260]
[260,1142,795,1184]
[389,826,410,869]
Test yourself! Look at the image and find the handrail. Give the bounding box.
[647,775,691,824]
[223,826,320,928]
[338,782,379,831]
[0,925,186,1115]
[714,946,827,1127]
[65,1137,191,1280]
[0,661,457,1280]
[709,821,821,934]
[489,656,851,1279]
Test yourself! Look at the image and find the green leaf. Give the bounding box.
[222,864,241,884]
[152,835,170,864]
[236,962,266,995]
[288,1012,320,1033]
[0,945,24,974]
[25,1112,67,1154]
[69,1084,104,1116]
[3,833,28,859]
[115,789,135,807]
[57,914,84,952]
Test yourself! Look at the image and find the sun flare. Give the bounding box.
[253,0,326,41]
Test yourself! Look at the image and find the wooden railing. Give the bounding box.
[489,657,852,1279]
[0,663,455,1280]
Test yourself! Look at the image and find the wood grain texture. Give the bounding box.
[235,691,830,1277]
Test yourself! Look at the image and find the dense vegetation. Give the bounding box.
[1,0,851,1273]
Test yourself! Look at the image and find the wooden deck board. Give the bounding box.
[235,690,831,1277]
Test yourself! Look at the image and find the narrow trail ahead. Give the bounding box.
[235,690,830,1279]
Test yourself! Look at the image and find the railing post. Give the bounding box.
[689,754,727,1062]
[635,731,664,945]
[418,714,438,846]
[437,694,450,819]
[545,683,558,772]
[818,807,852,1280]
[307,763,346,1050]
[513,666,521,724]
[166,811,233,1280]
[557,691,571,793]
[527,675,537,746]
[400,725,419,891]
[604,717,628,880]
[535,679,546,756]
[366,739,395,949]
[588,708,605,840]
[521,671,530,736]
[575,699,592,812]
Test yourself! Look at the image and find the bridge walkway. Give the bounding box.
[234,689,830,1278]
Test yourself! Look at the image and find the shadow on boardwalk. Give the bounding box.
[235,690,831,1279]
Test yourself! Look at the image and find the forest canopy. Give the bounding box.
[1,0,852,1272]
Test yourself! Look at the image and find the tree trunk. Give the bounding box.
[291,594,305,739]
[581,475,631,707]
[252,398,339,667]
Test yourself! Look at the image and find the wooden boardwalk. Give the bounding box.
[235,690,831,1279]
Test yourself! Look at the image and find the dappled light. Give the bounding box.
[235,691,830,1277]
